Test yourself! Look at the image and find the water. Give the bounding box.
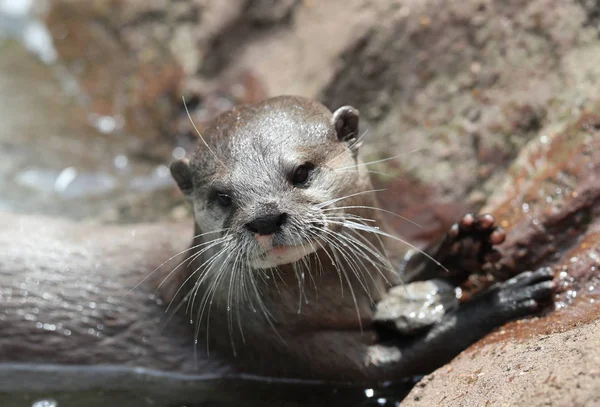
[0,364,415,407]
[0,7,185,223]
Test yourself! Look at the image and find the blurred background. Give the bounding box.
[4,0,600,245]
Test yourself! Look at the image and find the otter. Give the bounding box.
[166,95,555,380]
[0,96,554,397]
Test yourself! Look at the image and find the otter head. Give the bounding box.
[170,96,368,270]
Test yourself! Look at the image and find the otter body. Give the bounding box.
[0,96,554,388]
[167,96,554,380]
[170,96,400,380]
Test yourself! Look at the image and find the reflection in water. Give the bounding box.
[15,168,118,198]
[0,11,185,222]
[31,400,58,407]
[0,0,56,63]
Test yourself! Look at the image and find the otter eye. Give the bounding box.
[291,163,313,187]
[216,193,232,207]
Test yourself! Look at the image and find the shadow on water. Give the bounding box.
[0,364,416,407]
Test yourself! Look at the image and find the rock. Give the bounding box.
[401,320,600,407]
[45,1,185,160]
[400,107,600,406]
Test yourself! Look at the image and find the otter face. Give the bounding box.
[170,97,362,271]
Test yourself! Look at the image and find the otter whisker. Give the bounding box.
[195,242,235,318]
[163,236,232,313]
[127,229,230,296]
[161,240,232,335]
[323,225,394,297]
[227,244,245,349]
[290,228,318,299]
[298,229,322,293]
[335,168,396,178]
[233,247,247,343]
[197,244,238,356]
[326,240,364,331]
[323,128,370,167]
[191,228,232,240]
[330,219,448,272]
[315,226,374,298]
[182,96,223,165]
[312,237,345,296]
[344,215,396,286]
[292,262,306,313]
[334,148,423,172]
[345,227,394,277]
[246,260,284,343]
[324,214,378,224]
[158,235,230,294]
[167,247,230,338]
[317,189,387,209]
[320,223,392,276]
[184,241,232,319]
[323,205,422,228]
[275,266,287,287]
[316,227,378,303]
[269,268,283,297]
[322,213,395,272]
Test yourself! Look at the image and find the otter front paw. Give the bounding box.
[398,213,507,284]
[483,267,555,320]
[428,213,505,284]
[446,213,506,264]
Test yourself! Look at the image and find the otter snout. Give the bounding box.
[246,212,288,235]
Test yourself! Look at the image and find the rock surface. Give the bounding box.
[40,0,600,240]
[401,107,600,406]
[402,319,600,407]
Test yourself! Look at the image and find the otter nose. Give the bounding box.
[246,213,288,235]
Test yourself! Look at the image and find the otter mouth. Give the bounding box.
[249,241,319,269]
[267,245,292,256]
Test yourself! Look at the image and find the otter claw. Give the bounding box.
[399,213,508,284]
[446,212,506,265]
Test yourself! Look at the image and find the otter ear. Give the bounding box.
[332,106,360,155]
[170,158,194,195]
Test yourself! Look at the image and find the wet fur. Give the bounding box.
[0,96,555,386]
[171,96,400,380]
[168,96,554,381]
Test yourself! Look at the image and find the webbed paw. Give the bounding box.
[485,267,555,319]
[399,213,507,284]
[446,213,505,265]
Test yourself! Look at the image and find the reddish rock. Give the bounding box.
[401,108,600,406]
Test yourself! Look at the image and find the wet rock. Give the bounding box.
[36,0,600,208]
[0,41,186,222]
[401,106,600,406]
[483,108,600,283]
[401,319,600,407]
[45,1,185,160]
